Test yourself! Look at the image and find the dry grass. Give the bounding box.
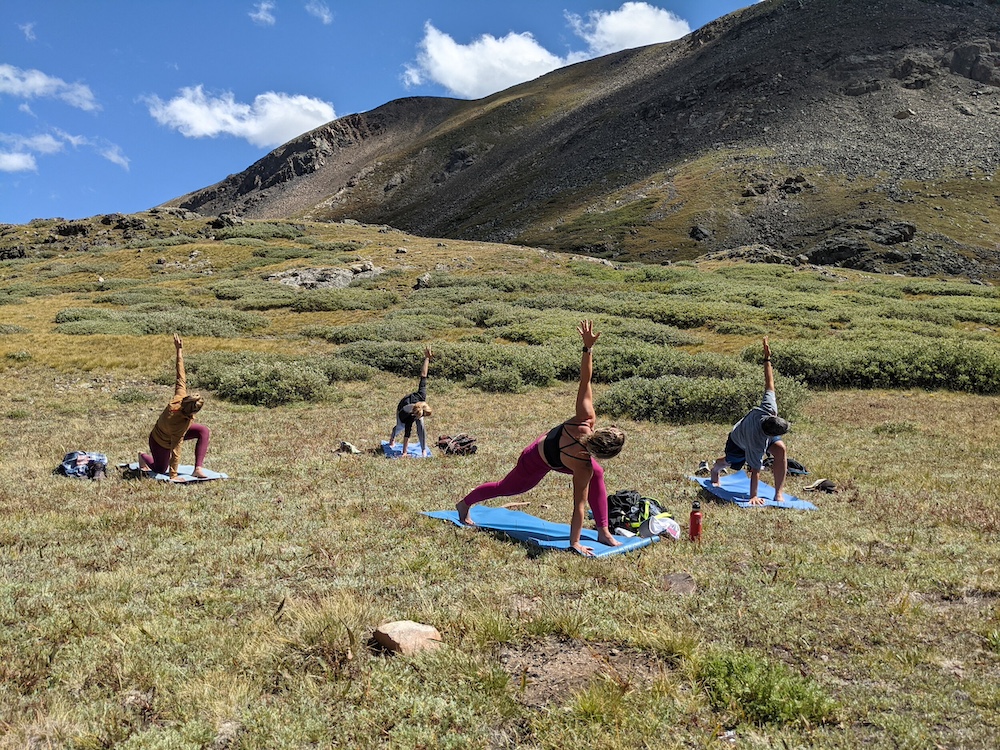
[0,218,998,747]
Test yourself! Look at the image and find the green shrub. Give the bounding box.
[597,373,808,423]
[212,280,300,310]
[213,360,330,407]
[570,343,758,384]
[302,315,453,344]
[92,289,195,307]
[291,288,398,312]
[468,369,525,393]
[5,351,31,362]
[0,283,51,305]
[696,650,836,726]
[762,339,1000,393]
[250,246,320,261]
[54,307,268,337]
[0,324,27,334]
[221,237,268,247]
[125,235,200,248]
[313,358,378,383]
[335,341,556,387]
[213,222,305,241]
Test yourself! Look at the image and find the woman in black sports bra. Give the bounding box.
[457,321,626,556]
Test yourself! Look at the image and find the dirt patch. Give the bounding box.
[498,636,671,708]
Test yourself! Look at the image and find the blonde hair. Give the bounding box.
[411,401,432,419]
[582,425,625,460]
[180,393,204,416]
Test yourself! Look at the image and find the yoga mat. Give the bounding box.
[689,472,816,510]
[125,463,228,482]
[424,506,658,557]
[381,440,433,458]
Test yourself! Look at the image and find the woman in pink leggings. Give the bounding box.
[138,334,212,482]
[457,320,625,556]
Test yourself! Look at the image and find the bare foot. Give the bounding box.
[774,493,784,503]
[137,453,149,470]
[597,529,622,547]
[193,466,209,479]
[456,500,475,526]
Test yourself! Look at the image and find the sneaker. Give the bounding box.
[695,461,711,477]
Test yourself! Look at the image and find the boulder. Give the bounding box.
[374,620,443,655]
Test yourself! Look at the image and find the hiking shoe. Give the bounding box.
[804,478,837,493]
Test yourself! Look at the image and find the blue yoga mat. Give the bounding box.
[127,463,228,482]
[689,472,816,510]
[424,506,658,557]
[381,440,433,458]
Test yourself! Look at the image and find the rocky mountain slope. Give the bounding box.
[165,0,1000,278]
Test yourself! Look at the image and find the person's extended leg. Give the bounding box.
[388,416,405,447]
[586,459,621,547]
[767,439,787,502]
[709,457,729,486]
[184,423,211,478]
[457,437,550,525]
[140,434,171,474]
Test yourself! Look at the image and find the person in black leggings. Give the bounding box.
[389,346,433,457]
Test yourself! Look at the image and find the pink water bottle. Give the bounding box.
[689,501,702,542]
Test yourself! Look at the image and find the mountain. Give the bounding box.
[166,0,1000,279]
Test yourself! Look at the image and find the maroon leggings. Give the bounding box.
[461,435,610,529]
[140,423,210,474]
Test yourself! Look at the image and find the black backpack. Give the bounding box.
[436,433,478,455]
[607,489,667,532]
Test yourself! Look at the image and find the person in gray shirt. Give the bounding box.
[710,337,790,505]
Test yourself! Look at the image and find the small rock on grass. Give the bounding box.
[374,620,443,655]
[661,572,697,595]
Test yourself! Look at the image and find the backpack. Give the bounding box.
[607,489,668,532]
[436,433,478,456]
[55,450,108,480]
[763,456,809,475]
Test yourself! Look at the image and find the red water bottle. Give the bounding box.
[689,501,702,542]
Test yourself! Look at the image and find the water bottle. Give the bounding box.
[689,500,702,542]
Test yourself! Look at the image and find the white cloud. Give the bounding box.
[405,2,693,99]
[145,85,336,148]
[0,130,128,172]
[0,152,36,172]
[305,1,332,24]
[19,22,36,41]
[249,1,276,26]
[404,23,564,99]
[100,144,130,170]
[566,2,690,56]
[0,64,99,111]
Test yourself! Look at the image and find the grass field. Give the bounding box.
[0,216,998,748]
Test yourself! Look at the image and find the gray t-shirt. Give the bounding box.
[729,390,778,471]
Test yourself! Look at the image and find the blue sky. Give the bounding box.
[1,1,756,225]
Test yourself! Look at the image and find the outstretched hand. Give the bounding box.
[762,336,770,360]
[578,319,601,349]
[173,333,183,350]
[423,346,434,361]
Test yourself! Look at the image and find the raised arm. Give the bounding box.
[762,336,774,394]
[574,320,600,426]
[173,333,187,397]
[420,346,432,379]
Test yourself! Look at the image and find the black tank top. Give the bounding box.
[543,422,589,469]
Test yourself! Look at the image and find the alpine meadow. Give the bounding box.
[2,0,1000,747]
